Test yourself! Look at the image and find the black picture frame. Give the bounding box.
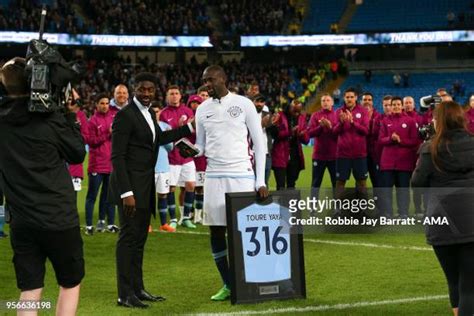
[225,190,306,305]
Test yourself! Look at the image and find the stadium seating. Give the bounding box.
[302,0,346,34]
[217,0,292,35]
[337,72,474,112]
[347,0,471,32]
[0,0,295,35]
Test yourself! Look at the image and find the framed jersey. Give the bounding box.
[225,190,306,304]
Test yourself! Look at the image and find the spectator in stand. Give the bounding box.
[402,72,410,88]
[403,96,425,217]
[272,100,309,190]
[333,88,369,201]
[151,104,177,232]
[466,95,474,133]
[330,61,339,80]
[364,69,372,83]
[393,73,401,87]
[308,94,338,198]
[378,97,418,218]
[66,89,89,198]
[110,84,130,119]
[447,10,456,27]
[332,88,341,105]
[84,94,118,235]
[160,86,196,228]
[361,92,380,188]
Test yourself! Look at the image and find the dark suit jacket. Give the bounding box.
[108,100,192,211]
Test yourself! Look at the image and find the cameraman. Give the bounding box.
[411,101,474,315]
[0,57,86,315]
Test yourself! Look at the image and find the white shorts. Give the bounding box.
[170,161,196,187]
[155,172,170,194]
[203,177,255,226]
[195,171,206,187]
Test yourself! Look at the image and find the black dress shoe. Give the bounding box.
[117,295,149,308]
[136,289,166,302]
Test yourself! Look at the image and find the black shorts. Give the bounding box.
[10,226,84,291]
[336,157,368,181]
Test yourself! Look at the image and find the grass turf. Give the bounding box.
[0,147,451,315]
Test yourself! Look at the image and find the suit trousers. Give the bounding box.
[116,204,151,298]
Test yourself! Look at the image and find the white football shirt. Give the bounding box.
[237,202,291,283]
[195,92,266,189]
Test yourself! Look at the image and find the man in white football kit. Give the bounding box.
[195,65,268,301]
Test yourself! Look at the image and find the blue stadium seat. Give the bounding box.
[302,0,347,34]
[337,72,474,112]
[347,0,470,32]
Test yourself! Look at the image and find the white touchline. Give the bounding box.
[303,238,433,251]
[189,295,448,316]
[172,231,433,251]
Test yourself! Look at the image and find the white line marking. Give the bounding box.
[189,295,448,316]
[172,230,432,251]
[303,238,432,251]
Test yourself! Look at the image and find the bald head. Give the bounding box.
[202,65,228,98]
[114,84,129,107]
[403,96,415,112]
[203,65,227,80]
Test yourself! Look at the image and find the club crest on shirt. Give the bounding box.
[227,106,243,118]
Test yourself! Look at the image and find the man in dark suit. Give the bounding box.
[109,72,193,308]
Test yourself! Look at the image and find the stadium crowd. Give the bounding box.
[79,0,211,35]
[68,57,335,117]
[0,0,296,35]
[215,0,293,35]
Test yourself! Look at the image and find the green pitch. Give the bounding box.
[0,147,451,315]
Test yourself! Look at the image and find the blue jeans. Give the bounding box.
[85,173,115,226]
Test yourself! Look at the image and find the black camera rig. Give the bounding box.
[25,5,84,112]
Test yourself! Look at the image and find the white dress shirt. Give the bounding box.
[120,97,156,199]
[134,96,156,141]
